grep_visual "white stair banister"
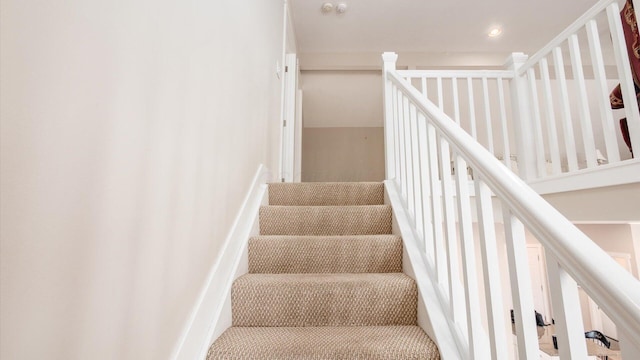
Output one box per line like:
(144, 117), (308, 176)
(382, 51), (640, 358)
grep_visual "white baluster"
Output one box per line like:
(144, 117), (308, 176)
(467, 77), (478, 140)
(452, 154), (471, 348)
(503, 207), (539, 360)
(475, 180), (508, 359)
(403, 95), (414, 214)
(452, 77), (461, 125)
(456, 176), (489, 359)
(568, 34), (597, 168)
(539, 58), (562, 175)
(497, 78), (512, 170)
(552, 47), (579, 172)
(410, 103), (422, 231)
(418, 112), (433, 255)
(545, 251), (588, 360)
(439, 136), (459, 327)
(398, 92), (407, 197)
(482, 77), (495, 154)
(422, 76), (428, 100)
(586, 19), (621, 163)
(527, 68), (547, 178)
(437, 77), (444, 111)
(426, 122), (448, 291)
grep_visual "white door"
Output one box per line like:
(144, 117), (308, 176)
(281, 53), (297, 182)
(527, 245), (551, 322)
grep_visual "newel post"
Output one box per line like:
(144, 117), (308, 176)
(382, 52), (398, 180)
(505, 52), (536, 181)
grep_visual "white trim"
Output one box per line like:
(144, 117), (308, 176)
(385, 180), (465, 360)
(282, 53), (298, 182)
(573, 221), (638, 225)
(528, 159), (640, 194)
(170, 165), (270, 360)
(294, 88), (303, 182)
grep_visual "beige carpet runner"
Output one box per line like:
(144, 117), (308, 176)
(207, 182), (440, 359)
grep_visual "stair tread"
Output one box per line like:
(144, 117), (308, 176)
(269, 182), (384, 206)
(249, 235), (402, 273)
(208, 326), (440, 360)
(259, 205), (392, 236)
(232, 273), (416, 327)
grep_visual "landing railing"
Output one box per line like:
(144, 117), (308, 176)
(383, 52), (640, 359)
(396, 0), (640, 192)
(397, 71), (517, 172)
(516, 0), (639, 184)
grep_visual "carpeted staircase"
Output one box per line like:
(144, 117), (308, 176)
(207, 182), (440, 359)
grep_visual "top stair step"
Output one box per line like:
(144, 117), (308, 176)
(269, 182), (384, 206)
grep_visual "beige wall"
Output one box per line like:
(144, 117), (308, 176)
(0, 1), (284, 359)
(542, 183), (640, 222)
(302, 127), (385, 182)
(301, 70), (385, 181)
(576, 224), (639, 279)
(301, 70), (383, 128)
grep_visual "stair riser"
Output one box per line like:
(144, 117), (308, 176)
(268, 182), (384, 206)
(259, 205), (392, 236)
(232, 274), (417, 327)
(249, 236), (402, 273)
(208, 326), (440, 360)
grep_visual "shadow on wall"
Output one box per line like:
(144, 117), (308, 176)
(302, 127), (385, 182)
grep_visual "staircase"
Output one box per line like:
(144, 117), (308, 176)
(207, 182), (440, 359)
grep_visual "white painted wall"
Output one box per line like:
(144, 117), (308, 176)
(0, 1), (285, 359)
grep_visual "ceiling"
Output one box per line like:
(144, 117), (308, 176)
(290, 0), (608, 56)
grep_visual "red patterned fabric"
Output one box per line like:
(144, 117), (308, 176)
(610, 0), (638, 156)
(610, 0), (640, 109)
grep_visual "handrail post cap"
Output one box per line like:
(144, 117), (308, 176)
(504, 52), (529, 68)
(382, 52), (398, 63)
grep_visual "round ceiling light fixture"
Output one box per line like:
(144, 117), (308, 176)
(321, 3), (334, 13)
(336, 3), (348, 14)
(488, 26), (503, 38)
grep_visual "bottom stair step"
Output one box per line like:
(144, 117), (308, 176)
(207, 326), (440, 360)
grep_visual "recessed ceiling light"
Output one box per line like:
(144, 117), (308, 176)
(321, 3), (334, 13)
(488, 27), (503, 38)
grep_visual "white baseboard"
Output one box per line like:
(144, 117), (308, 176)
(170, 164), (270, 360)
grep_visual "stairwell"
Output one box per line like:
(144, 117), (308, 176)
(207, 182), (440, 359)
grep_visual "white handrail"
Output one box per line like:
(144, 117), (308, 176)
(517, 0), (616, 75)
(397, 70), (514, 79)
(384, 62), (640, 357)
(397, 0), (640, 190)
(516, 0), (640, 169)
